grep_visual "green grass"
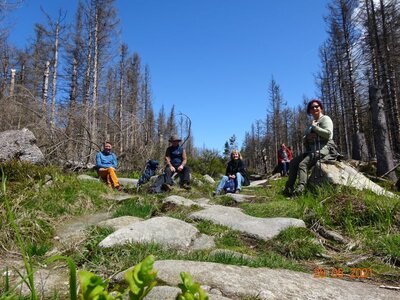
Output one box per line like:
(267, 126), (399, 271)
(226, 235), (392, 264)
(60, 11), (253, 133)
(240, 200), (302, 218)
(369, 234), (400, 259)
(271, 227), (324, 259)
(196, 220), (229, 235)
(113, 198), (157, 218)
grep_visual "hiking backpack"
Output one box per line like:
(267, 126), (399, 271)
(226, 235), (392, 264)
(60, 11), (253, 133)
(223, 179), (236, 193)
(148, 174), (167, 193)
(138, 160), (159, 186)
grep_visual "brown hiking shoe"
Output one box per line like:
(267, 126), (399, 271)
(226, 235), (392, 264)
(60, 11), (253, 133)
(115, 185), (124, 192)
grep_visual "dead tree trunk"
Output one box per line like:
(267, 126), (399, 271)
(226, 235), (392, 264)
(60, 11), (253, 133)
(9, 68), (16, 97)
(369, 86), (397, 181)
(50, 22), (60, 128)
(41, 60), (50, 116)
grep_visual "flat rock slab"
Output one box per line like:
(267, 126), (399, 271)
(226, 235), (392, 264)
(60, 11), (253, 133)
(163, 195), (211, 208)
(55, 212), (111, 244)
(226, 193), (256, 203)
(118, 177), (138, 187)
(101, 193), (134, 202)
(77, 175), (138, 187)
(248, 179), (269, 187)
(162, 195), (198, 207)
(193, 197), (212, 207)
(190, 205), (305, 240)
(99, 216), (215, 250)
(145, 286), (231, 300)
(154, 260), (399, 300)
(97, 216), (143, 230)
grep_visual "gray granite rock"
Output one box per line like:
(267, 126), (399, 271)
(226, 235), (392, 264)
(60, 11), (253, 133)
(153, 260), (399, 300)
(77, 175), (138, 188)
(226, 193), (256, 203)
(118, 177), (138, 187)
(101, 193), (134, 202)
(190, 205), (305, 240)
(248, 179), (269, 187)
(55, 212), (111, 245)
(0, 128), (44, 163)
(97, 216), (143, 230)
(162, 195), (198, 207)
(99, 216), (215, 250)
(315, 161), (397, 198)
(203, 174), (216, 184)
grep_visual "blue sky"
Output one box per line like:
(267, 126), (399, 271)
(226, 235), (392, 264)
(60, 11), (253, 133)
(7, 0), (330, 153)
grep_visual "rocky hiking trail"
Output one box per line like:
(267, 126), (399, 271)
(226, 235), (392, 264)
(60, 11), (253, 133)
(2, 175), (400, 300)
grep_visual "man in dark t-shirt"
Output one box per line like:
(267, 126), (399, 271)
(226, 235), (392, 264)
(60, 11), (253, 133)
(164, 134), (191, 189)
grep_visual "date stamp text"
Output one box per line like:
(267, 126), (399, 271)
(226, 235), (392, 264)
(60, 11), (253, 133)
(313, 267), (373, 279)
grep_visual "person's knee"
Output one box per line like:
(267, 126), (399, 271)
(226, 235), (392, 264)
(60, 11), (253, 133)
(299, 157), (309, 170)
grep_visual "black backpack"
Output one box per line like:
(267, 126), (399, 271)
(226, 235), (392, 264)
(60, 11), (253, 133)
(138, 160), (159, 185)
(148, 174), (168, 194)
(137, 160), (159, 192)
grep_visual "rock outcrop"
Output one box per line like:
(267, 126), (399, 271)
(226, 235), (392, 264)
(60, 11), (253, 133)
(99, 216), (215, 250)
(190, 205), (306, 241)
(312, 160), (397, 198)
(0, 128), (44, 164)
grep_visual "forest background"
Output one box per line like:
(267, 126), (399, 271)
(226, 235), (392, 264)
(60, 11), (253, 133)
(0, 0), (399, 182)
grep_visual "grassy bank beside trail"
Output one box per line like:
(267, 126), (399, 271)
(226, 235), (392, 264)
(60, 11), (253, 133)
(1, 161), (400, 298)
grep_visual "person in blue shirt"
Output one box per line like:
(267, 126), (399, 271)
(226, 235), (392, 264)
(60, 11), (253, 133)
(164, 134), (191, 189)
(95, 142), (122, 191)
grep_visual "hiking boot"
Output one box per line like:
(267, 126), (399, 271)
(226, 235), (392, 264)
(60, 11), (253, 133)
(235, 189), (241, 194)
(182, 183), (191, 190)
(292, 185), (305, 197)
(282, 187), (293, 197)
(162, 183), (173, 192)
(114, 185), (124, 192)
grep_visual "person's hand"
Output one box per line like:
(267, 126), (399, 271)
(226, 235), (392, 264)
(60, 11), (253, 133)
(169, 165), (176, 173)
(229, 175), (236, 179)
(312, 120), (319, 127)
(178, 165), (184, 171)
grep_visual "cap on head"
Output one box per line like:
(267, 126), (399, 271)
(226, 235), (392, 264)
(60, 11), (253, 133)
(169, 134), (182, 142)
(307, 99), (324, 115)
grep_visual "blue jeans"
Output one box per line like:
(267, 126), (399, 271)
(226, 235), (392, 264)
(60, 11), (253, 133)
(280, 161), (289, 175)
(215, 172), (244, 193)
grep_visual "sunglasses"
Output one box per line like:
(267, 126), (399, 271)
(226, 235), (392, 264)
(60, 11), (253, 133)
(311, 105), (320, 109)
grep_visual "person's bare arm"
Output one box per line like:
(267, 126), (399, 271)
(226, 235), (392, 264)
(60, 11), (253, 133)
(178, 150), (187, 171)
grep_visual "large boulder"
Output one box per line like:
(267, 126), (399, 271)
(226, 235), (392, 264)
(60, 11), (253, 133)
(310, 160), (397, 198)
(0, 128), (44, 164)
